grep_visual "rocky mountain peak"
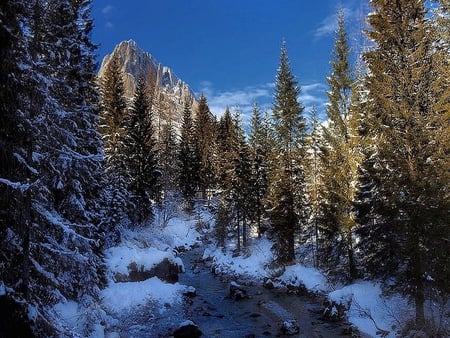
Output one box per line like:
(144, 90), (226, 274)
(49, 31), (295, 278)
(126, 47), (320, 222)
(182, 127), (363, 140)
(98, 39), (197, 131)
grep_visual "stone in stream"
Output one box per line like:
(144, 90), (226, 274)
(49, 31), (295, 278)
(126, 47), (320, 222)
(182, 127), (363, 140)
(229, 281), (249, 300)
(114, 258), (182, 283)
(172, 320), (202, 338)
(281, 319), (300, 335)
(183, 286), (197, 297)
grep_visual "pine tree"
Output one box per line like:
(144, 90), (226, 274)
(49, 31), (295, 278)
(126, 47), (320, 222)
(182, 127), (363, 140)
(216, 107), (238, 194)
(304, 106), (323, 267)
(357, 0), (450, 327)
(318, 11), (360, 282)
(123, 76), (158, 223)
(194, 94), (217, 198)
(1, 1), (106, 335)
(98, 54), (130, 233)
(230, 109), (253, 252)
(269, 41), (307, 264)
(248, 103), (270, 238)
(177, 98), (200, 210)
(0, 0), (37, 320)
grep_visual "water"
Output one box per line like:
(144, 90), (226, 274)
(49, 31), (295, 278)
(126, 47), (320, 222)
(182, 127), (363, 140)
(175, 247), (358, 338)
(106, 246), (361, 337)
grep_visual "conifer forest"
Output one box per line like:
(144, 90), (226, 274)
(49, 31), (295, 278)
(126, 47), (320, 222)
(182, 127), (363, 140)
(0, 0), (449, 337)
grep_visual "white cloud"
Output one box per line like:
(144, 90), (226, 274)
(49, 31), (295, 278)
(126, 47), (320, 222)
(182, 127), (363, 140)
(105, 22), (114, 29)
(300, 83), (327, 108)
(314, 7), (355, 39)
(197, 82), (274, 126)
(197, 81), (327, 129)
(102, 5), (114, 15)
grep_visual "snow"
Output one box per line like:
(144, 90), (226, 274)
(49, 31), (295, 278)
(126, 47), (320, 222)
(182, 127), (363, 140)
(204, 232), (410, 337)
(53, 301), (79, 330)
(105, 246), (182, 277)
(100, 277), (187, 313)
(203, 237), (274, 280)
(278, 264), (327, 292)
(328, 281), (410, 338)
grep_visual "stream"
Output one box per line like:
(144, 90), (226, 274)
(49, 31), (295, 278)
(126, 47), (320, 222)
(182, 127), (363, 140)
(105, 241), (366, 337)
(118, 245), (361, 338)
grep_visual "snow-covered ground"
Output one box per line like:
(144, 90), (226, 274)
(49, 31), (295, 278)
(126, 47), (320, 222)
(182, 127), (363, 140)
(203, 233), (413, 338)
(53, 208), (203, 338)
(52, 203), (421, 338)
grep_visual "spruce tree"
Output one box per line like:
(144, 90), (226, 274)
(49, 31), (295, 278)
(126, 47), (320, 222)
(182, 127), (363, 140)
(230, 109), (253, 252)
(318, 11), (360, 282)
(123, 76), (158, 223)
(357, 0), (450, 327)
(216, 107), (239, 194)
(194, 94), (217, 198)
(304, 106), (323, 267)
(177, 98), (200, 210)
(248, 103), (270, 238)
(1, 1), (106, 335)
(98, 54), (130, 233)
(269, 41), (307, 264)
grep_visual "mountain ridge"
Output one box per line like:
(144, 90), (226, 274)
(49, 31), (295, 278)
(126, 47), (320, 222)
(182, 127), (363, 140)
(98, 39), (198, 131)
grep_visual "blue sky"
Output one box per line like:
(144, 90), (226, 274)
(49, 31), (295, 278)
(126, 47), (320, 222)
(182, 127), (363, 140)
(92, 0), (368, 121)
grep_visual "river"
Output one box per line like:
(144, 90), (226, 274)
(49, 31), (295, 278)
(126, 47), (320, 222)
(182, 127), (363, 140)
(108, 246), (363, 337)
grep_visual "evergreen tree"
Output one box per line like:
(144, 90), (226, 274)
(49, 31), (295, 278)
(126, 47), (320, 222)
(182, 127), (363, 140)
(229, 109), (253, 252)
(0, 0), (37, 322)
(1, 1), (106, 335)
(159, 120), (178, 195)
(177, 98), (200, 210)
(304, 106), (323, 267)
(248, 103), (270, 238)
(123, 76), (158, 223)
(216, 107), (238, 194)
(318, 11), (360, 282)
(269, 41), (307, 264)
(357, 0), (450, 327)
(194, 94), (217, 198)
(98, 54), (130, 234)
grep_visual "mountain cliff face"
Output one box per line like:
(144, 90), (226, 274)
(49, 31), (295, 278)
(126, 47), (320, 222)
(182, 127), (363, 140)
(98, 39), (197, 131)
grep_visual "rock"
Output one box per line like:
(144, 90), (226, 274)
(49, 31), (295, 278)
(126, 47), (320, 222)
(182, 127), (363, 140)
(114, 258), (182, 283)
(229, 281), (249, 300)
(281, 319), (300, 335)
(173, 320), (202, 338)
(322, 299), (349, 322)
(263, 278), (275, 289)
(183, 286), (197, 298)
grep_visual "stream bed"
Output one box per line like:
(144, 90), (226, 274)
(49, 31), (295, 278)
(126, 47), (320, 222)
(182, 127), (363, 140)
(107, 246), (364, 337)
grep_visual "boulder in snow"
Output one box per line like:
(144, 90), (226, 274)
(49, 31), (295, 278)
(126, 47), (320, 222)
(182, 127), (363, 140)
(229, 281), (249, 300)
(322, 299), (349, 322)
(173, 320), (202, 338)
(183, 286), (197, 298)
(281, 319), (300, 335)
(114, 258), (182, 283)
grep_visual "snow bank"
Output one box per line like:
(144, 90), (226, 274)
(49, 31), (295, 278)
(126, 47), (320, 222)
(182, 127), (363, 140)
(105, 246), (183, 276)
(204, 238), (274, 280)
(101, 277), (186, 313)
(278, 265), (327, 292)
(329, 281), (410, 337)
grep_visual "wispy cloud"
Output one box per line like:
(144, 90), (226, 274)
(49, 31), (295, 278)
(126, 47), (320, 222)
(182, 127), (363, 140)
(300, 83), (327, 109)
(314, 7), (354, 39)
(197, 81), (327, 128)
(105, 22), (114, 29)
(197, 82), (274, 126)
(102, 5), (114, 15)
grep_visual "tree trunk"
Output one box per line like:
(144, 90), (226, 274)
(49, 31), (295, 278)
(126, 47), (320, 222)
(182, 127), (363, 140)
(415, 288), (425, 327)
(346, 231), (357, 282)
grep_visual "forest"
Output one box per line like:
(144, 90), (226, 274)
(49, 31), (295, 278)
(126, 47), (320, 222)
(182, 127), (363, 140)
(0, 0), (449, 337)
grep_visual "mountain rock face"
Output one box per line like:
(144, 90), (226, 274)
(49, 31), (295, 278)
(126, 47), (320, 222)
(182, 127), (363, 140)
(98, 39), (197, 131)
